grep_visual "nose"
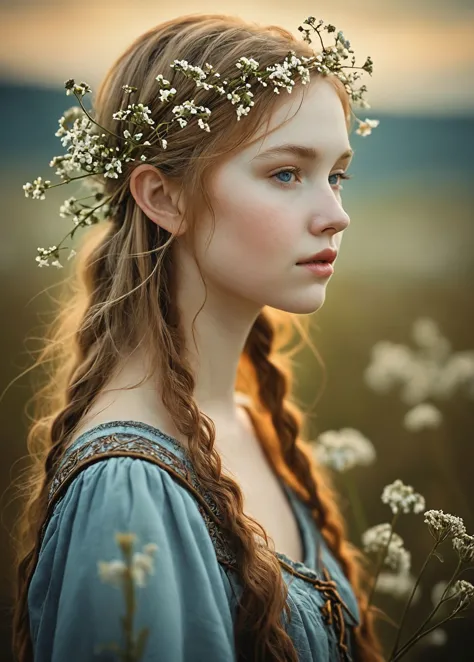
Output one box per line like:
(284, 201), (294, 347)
(309, 193), (351, 235)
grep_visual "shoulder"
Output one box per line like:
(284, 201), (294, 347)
(29, 423), (239, 662)
(42, 421), (238, 571)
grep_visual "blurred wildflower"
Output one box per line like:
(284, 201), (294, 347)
(312, 427), (376, 472)
(452, 533), (474, 564)
(364, 317), (474, 404)
(376, 571), (421, 603)
(453, 579), (474, 610)
(96, 532), (158, 662)
(412, 318), (451, 361)
(422, 628), (447, 647)
(431, 580), (457, 606)
(381, 479), (425, 515)
(362, 524), (411, 573)
(403, 402), (442, 431)
(424, 510), (466, 543)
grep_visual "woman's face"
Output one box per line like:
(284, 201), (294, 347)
(187, 76), (353, 315)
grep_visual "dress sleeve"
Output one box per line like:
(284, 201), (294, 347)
(28, 456), (237, 662)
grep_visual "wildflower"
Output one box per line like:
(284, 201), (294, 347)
(355, 118), (379, 137)
(403, 403), (443, 432)
(23, 177), (51, 200)
(381, 479), (425, 515)
(452, 533), (474, 564)
(97, 559), (127, 587)
(376, 571), (421, 602)
(98, 534), (159, 590)
(362, 524), (411, 573)
(423, 629), (448, 647)
(436, 352), (474, 399)
(431, 580), (457, 606)
(424, 510), (466, 543)
(364, 342), (416, 393)
(412, 318), (451, 361)
(453, 579), (474, 610)
(313, 427), (376, 472)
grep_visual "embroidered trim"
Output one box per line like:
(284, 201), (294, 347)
(42, 427), (356, 661)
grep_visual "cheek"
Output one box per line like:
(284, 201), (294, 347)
(210, 175), (296, 264)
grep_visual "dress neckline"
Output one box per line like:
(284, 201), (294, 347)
(64, 418), (320, 578)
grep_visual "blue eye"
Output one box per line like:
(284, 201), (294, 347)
(272, 167), (353, 190)
(275, 170), (295, 183)
(272, 167), (302, 185)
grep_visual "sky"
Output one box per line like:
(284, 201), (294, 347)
(0, 0), (473, 115)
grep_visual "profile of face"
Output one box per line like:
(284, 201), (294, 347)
(191, 76), (352, 316)
(132, 76), (353, 318)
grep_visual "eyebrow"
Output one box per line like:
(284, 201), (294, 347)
(253, 143), (354, 163)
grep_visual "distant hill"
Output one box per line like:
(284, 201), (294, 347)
(1, 80), (473, 185)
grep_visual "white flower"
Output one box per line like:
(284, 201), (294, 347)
(364, 342), (417, 393)
(159, 88), (177, 103)
(412, 318), (451, 360)
(355, 118), (379, 137)
(381, 479), (425, 515)
(431, 580), (458, 606)
(453, 579), (474, 609)
(436, 352), (474, 399)
(423, 629), (448, 647)
(403, 403), (443, 432)
(362, 524), (411, 573)
(23, 177), (51, 200)
(313, 427), (376, 472)
(453, 533), (474, 564)
(98, 536), (159, 589)
(97, 559), (127, 587)
(376, 571), (421, 602)
(424, 510), (466, 542)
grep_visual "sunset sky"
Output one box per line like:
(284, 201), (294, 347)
(0, 0), (473, 115)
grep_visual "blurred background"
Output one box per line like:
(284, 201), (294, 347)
(0, 0), (473, 660)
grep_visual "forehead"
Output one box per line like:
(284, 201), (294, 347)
(243, 77), (350, 162)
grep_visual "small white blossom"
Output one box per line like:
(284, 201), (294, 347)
(412, 318), (451, 360)
(313, 427), (376, 472)
(452, 533), (474, 563)
(362, 523), (411, 573)
(403, 403), (443, 432)
(453, 579), (474, 609)
(355, 118), (379, 137)
(431, 580), (458, 606)
(23, 177), (51, 200)
(381, 479), (425, 515)
(423, 629), (448, 647)
(98, 536), (159, 589)
(424, 510), (466, 543)
(376, 571), (421, 602)
(97, 559), (127, 587)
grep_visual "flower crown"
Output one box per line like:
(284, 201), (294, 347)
(23, 16), (379, 268)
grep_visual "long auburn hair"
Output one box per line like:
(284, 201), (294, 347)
(11, 13), (384, 662)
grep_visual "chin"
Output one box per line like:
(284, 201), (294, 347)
(271, 289), (327, 315)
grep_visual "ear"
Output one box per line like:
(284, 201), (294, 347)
(129, 164), (187, 236)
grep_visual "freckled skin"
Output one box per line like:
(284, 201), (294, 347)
(181, 76), (351, 316)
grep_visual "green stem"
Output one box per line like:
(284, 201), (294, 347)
(388, 541), (441, 659)
(390, 605), (462, 662)
(342, 471), (368, 541)
(392, 558), (462, 660)
(366, 513), (400, 608)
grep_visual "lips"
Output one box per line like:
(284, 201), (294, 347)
(297, 248), (337, 265)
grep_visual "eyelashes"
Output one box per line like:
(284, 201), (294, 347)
(272, 166), (354, 191)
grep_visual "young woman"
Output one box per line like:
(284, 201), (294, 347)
(12, 13), (383, 662)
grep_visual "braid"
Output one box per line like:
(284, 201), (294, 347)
(242, 310), (384, 662)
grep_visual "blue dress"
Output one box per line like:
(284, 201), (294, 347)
(28, 420), (360, 661)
